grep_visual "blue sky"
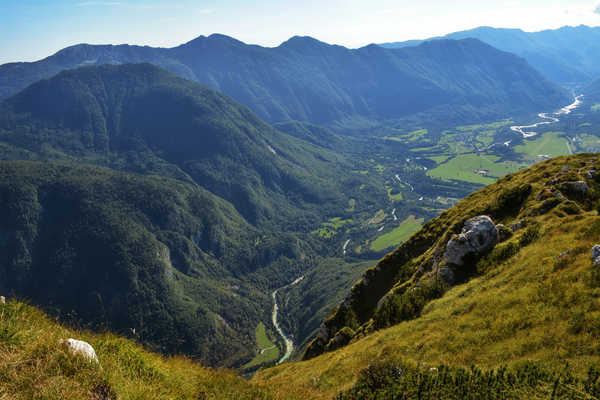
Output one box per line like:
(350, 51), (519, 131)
(2, 0), (600, 64)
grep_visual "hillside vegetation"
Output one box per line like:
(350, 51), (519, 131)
(254, 154), (600, 398)
(0, 63), (350, 228)
(0, 299), (270, 399)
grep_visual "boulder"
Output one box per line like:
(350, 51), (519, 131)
(60, 338), (99, 363)
(0, 296), (5, 304)
(557, 250), (571, 260)
(444, 216), (498, 267)
(592, 245), (600, 266)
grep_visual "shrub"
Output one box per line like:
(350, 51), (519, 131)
(337, 359), (600, 400)
(491, 184), (532, 218)
(374, 279), (447, 329)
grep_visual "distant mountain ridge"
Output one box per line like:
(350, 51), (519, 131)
(380, 25), (600, 84)
(0, 34), (568, 125)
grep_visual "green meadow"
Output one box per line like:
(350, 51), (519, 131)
(427, 154), (525, 184)
(370, 215), (424, 251)
(243, 323), (280, 369)
(514, 131), (571, 159)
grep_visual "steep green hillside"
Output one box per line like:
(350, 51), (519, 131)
(381, 25), (600, 84)
(254, 154), (600, 398)
(0, 36), (568, 125)
(0, 63), (348, 228)
(0, 160), (309, 367)
(0, 299), (270, 399)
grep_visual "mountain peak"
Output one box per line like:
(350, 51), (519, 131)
(278, 35), (330, 49)
(178, 33), (246, 49)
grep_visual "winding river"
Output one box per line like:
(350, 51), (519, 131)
(271, 276), (304, 364)
(510, 95), (583, 138)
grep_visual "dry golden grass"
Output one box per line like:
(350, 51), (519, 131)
(0, 300), (270, 399)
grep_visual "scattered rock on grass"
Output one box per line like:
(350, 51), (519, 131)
(60, 338), (99, 363)
(593, 245), (600, 266)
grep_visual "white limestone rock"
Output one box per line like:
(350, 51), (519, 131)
(444, 216), (498, 267)
(60, 338), (99, 363)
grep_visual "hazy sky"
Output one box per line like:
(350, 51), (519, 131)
(2, 0), (600, 64)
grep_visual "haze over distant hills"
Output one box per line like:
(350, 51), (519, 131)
(0, 34), (568, 126)
(380, 25), (600, 84)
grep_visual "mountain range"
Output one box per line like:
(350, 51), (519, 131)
(380, 25), (600, 84)
(0, 35), (568, 126)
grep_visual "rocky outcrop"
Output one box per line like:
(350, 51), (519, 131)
(325, 327), (355, 353)
(438, 216), (498, 284)
(444, 216), (498, 267)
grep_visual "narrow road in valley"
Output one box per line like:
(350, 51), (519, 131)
(395, 175), (414, 192)
(272, 276), (304, 364)
(343, 239), (350, 255)
(510, 95), (583, 138)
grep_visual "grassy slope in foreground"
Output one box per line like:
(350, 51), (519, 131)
(0, 300), (269, 400)
(254, 154), (600, 399)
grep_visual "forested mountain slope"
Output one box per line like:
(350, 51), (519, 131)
(0, 63), (348, 228)
(0, 160), (313, 367)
